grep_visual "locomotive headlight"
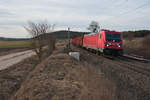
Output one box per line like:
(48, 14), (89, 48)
(117, 43), (122, 47)
(106, 42), (112, 47)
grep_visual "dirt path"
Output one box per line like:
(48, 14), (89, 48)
(0, 50), (35, 70)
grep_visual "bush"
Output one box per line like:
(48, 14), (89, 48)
(142, 35), (150, 48)
(122, 30), (150, 39)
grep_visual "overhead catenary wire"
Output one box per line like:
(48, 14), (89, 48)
(111, 1), (150, 20)
(100, 1), (150, 29)
(118, 1), (150, 17)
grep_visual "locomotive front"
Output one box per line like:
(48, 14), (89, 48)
(103, 31), (123, 56)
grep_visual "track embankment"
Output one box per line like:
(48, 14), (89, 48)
(11, 45), (118, 100)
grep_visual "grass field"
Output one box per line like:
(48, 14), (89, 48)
(0, 40), (31, 49)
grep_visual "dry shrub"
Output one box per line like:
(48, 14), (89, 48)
(24, 20), (56, 61)
(77, 64), (117, 100)
(142, 35), (150, 48)
(45, 35), (56, 56)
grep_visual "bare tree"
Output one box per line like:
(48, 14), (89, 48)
(24, 20), (55, 61)
(88, 21), (100, 33)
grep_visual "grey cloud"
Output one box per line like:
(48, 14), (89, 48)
(0, 9), (15, 17)
(0, 0), (150, 38)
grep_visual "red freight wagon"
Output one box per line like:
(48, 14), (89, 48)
(83, 33), (99, 49)
(83, 30), (123, 55)
(72, 36), (83, 47)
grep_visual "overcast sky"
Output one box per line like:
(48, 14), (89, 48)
(0, 0), (150, 38)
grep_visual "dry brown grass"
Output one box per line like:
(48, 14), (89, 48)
(74, 63), (117, 100)
(123, 38), (144, 49)
(11, 44), (117, 100)
(124, 35), (150, 50)
(142, 35), (150, 48)
(124, 36), (150, 59)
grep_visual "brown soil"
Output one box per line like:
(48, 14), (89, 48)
(0, 55), (39, 100)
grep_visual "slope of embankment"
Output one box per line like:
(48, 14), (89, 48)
(11, 42), (117, 100)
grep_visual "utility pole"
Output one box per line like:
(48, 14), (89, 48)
(67, 27), (70, 49)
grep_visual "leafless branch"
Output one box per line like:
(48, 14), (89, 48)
(24, 20), (56, 61)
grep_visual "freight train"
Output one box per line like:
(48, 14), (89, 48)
(72, 30), (123, 56)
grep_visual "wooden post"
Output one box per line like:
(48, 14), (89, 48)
(68, 27), (70, 49)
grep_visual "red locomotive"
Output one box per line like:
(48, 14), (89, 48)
(72, 30), (123, 55)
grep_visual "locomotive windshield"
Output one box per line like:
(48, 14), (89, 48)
(106, 33), (121, 42)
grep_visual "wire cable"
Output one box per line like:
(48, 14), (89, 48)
(107, 1), (150, 21)
(119, 1), (150, 16)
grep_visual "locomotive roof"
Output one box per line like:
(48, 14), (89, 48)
(101, 30), (121, 34)
(84, 30), (121, 36)
(84, 32), (98, 36)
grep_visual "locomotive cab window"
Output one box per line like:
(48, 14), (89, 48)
(106, 33), (121, 42)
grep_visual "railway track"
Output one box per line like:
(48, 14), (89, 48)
(121, 54), (150, 63)
(100, 54), (150, 77)
(90, 50), (150, 77)
(74, 46), (150, 77)
(112, 56), (150, 77)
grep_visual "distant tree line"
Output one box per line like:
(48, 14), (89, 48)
(0, 37), (30, 41)
(122, 30), (150, 39)
(49, 30), (150, 39)
(48, 31), (90, 39)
